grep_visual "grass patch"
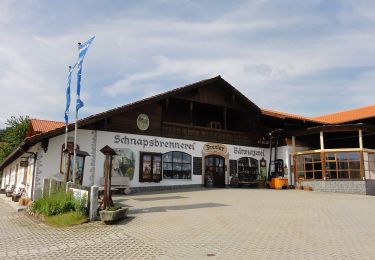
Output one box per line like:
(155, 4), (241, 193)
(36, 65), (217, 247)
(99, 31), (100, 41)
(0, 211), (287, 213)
(46, 211), (88, 227)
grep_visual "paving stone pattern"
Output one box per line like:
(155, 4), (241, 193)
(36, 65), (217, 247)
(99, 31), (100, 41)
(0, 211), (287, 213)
(2, 188), (375, 259)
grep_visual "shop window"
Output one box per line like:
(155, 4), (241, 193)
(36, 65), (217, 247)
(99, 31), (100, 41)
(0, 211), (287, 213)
(163, 151), (192, 179)
(139, 152), (162, 182)
(237, 157), (259, 182)
(296, 152), (362, 180)
(325, 152), (361, 180)
(295, 153), (323, 180)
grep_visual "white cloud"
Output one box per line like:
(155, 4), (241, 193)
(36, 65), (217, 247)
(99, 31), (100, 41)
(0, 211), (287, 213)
(1, 0), (375, 128)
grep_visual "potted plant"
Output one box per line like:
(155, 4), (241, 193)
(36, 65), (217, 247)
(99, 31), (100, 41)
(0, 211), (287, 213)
(99, 206), (128, 224)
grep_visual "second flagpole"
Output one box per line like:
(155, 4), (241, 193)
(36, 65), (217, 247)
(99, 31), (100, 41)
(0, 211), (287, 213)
(72, 42), (81, 184)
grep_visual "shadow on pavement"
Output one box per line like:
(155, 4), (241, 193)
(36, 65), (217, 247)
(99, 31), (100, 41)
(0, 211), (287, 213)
(129, 202), (229, 215)
(131, 195), (188, 202)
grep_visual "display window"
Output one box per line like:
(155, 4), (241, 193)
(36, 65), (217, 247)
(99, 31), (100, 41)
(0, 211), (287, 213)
(295, 152), (362, 180)
(163, 151), (192, 179)
(237, 157), (259, 182)
(139, 152), (162, 182)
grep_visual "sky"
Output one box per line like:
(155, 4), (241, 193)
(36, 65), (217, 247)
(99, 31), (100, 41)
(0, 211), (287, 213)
(1, 0), (375, 128)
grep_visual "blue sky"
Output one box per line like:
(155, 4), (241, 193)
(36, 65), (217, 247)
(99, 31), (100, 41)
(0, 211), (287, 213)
(1, 0), (375, 128)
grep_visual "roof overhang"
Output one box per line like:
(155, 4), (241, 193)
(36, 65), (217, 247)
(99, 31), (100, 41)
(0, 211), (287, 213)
(290, 123), (375, 137)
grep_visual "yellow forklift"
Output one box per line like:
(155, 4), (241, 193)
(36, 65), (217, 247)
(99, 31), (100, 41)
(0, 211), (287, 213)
(267, 129), (288, 189)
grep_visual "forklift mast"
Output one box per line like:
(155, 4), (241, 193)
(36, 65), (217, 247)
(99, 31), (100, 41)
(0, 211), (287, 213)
(267, 129), (284, 180)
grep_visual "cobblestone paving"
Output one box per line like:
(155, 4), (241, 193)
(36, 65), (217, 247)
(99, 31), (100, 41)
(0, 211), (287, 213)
(2, 189), (375, 259)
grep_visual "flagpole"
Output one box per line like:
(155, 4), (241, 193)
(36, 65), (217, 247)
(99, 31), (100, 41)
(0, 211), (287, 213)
(64, 65), (71, 182)
(72, 43), (81, 185)
(64, 123), (69, 182)
(72, 108), (78, 184)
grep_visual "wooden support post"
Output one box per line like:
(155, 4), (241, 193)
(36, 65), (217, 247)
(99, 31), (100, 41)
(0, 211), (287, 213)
(359, 129), (363, 149)
(320, 131), (324, 150)
(359, 129), (365, 179)
(100, 146), (117, 209)
(360, 151), (365, 180)
(103, 154), (113, 208)
(292, 136), (296, 184)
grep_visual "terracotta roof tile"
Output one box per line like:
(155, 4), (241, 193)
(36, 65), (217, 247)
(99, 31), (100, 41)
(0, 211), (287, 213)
(27, 119), (65, 137)
(261, 108), (325, 123)
(312, 105), (375, 124)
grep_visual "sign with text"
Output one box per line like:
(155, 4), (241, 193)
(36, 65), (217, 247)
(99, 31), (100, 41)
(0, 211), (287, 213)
(203, 143), (228, 155)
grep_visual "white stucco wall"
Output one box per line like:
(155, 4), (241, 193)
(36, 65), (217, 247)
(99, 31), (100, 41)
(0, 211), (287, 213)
(0, 144), (39, 197)
(5, 129), (316, 196)
(95, 131), (270, 188)
(38, 129), (95, 189)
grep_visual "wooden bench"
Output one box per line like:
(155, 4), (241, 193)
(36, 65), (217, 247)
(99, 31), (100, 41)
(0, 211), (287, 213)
(99, 176), (131, 195)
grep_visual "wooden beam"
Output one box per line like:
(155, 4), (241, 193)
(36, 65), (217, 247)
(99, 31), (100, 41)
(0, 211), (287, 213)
(359, 129), (363, 149)
(320, 131), (324, 150)
(291, 123), (375, 137)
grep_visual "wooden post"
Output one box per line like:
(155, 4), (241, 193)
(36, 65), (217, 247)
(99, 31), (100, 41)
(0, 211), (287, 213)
(320, 131), (324, 150)
(359, 129), (363, 149)
(100, 145), (117, 209)
(292, 136), (296, 184)
(321, 151), (326, 180)
(293, 155), (297, 185)
(359, 129), (365, 180)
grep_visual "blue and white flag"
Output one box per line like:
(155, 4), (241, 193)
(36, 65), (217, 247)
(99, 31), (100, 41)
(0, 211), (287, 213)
(76, 36), (95, 112)
(64, 64), (77, 124)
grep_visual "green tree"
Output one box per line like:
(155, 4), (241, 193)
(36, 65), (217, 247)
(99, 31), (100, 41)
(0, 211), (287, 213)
(0, 116), (30, 163)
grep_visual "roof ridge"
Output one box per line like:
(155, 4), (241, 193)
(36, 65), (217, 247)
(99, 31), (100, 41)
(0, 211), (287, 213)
(31, 118), (65, 124)
(261, 108), (326, 123)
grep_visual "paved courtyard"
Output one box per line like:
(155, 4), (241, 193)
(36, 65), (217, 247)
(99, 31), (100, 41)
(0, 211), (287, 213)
(1, 188), (375, 259)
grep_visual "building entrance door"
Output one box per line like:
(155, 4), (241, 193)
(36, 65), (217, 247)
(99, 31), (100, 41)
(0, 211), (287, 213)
(204, 156), (225, 188)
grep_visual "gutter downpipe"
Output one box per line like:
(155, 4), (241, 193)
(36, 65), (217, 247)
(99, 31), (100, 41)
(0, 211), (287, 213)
(19, 147), (37, 201)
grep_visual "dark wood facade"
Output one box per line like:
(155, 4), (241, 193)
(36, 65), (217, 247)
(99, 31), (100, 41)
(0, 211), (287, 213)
(82, 78), (279, 147)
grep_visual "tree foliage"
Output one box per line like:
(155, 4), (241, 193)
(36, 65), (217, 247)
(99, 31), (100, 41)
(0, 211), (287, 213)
(0, 116), (30, 163)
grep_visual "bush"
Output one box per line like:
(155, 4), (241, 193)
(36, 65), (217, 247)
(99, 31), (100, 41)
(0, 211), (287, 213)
(73, 194), (88, 216)
(31, 191), (76, 216)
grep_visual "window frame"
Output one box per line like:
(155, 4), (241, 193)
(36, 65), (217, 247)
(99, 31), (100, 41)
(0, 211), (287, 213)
(162, 151), (192, 180)
(139, 152), (163, 182)
(295, 151), (362, 181)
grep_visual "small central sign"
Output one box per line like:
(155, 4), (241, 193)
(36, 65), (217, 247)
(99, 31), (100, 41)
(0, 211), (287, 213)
(137, 114), (149, 131)
(203, 143), (228, 155)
